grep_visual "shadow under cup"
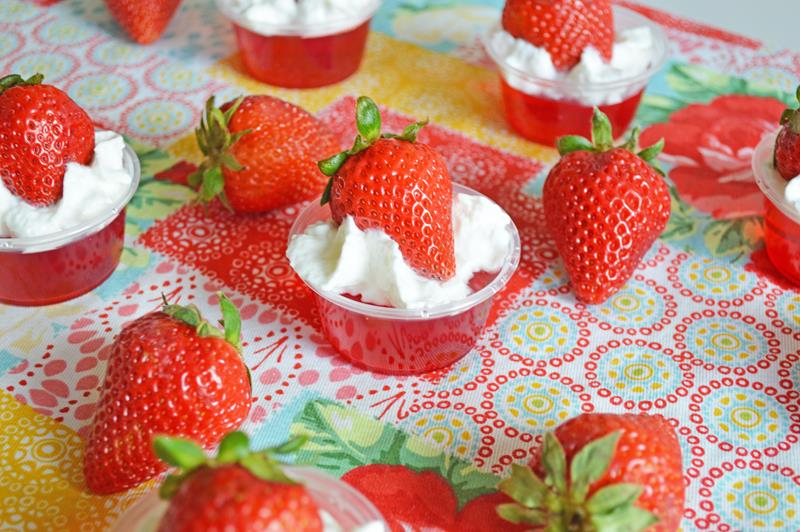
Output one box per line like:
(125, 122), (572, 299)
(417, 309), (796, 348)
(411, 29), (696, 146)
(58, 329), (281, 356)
(289, 183), (521, 376)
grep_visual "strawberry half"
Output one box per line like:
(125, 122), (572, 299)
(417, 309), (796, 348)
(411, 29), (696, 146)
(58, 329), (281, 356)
(543, 109), (670, 304)
(83, 294), (251, 495)
(774, 85), (800, 180)
(191, 95), (340, 213)
(498, 413), (684, 532)
(502, 0), (614, 71)
(104, 0), (181, 45)
(318, 97), (456, 281)
(0, 73), (94, 206)
(154, 432), (322, 531)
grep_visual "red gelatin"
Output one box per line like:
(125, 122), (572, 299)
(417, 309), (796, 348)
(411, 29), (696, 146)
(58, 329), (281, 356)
(288, 183), (520, 375)
(763, 200), (800, 284)
(0, 212), (126, 306)
(232, 21), (371, 88)
(752, 133), (800, 286)
(500, 79), (644, 146)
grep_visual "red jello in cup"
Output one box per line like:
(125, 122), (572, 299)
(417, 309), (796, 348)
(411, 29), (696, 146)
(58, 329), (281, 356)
(752, 133), (800, 285)
(215, 0), (382, 88)
(484, 6), (667, 146)
(0, 145), (140, 306)
(112, 466), (388, 531)
(288, 183), (521, 376)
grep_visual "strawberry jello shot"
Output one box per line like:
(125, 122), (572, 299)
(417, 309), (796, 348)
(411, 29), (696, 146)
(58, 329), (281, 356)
(753, 132), (800, 285)
(287, 98), (520, 375)
(0, 74), (140, 306)
(215, 0), (382, 88)
(484, 1), (667, 146)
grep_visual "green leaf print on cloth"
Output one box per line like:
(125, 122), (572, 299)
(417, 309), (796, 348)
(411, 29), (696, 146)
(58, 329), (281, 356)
(289, 399), (498, 507)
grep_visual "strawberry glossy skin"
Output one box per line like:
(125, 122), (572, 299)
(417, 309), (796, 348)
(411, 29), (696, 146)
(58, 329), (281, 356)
(502, 0), (614, 71)
(456, 492), (528, 532)
(342, 464), (457, 531)
(543, 148), (670, 304)
(0, 84), (94, 206)
(329, 138), (456, 280)
(529, 413), (684, 532)
(775, 127), (800, 180)
(83, 312), (251, 494)
(158, 464), (322, 532)
(104, 0), (181, 45)
(222, 96), (340, 213)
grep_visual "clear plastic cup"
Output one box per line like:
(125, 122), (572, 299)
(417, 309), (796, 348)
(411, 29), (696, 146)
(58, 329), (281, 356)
(112, 466), (388, 531)
(0, 144), (140, 306)
(215, 0), (382, 88)
(288, 183), (521, 375)
(483, 6), (668, 146)
(752, 132), (800, 285)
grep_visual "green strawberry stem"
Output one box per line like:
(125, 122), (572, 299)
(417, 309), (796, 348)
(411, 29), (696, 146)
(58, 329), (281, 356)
(153, 431), (306, 499)
(779, 85), (800, 134)
(189, 96), (251, 209)
(0, 73), (44, 95)
(318, 96), (428, 205)
(557, 108), (665, 175)
(162, 292), (242, 351)
(496, 431), (659, 532)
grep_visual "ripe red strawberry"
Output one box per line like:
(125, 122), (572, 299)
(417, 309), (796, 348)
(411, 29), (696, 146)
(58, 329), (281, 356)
(342, 464), (458, 531)
(774, 85), (800, 180)
(192, 95), (340, 213)
(502, 0), (614, 71)
(154, 432), (322, 532)
(543, 109), (670, 304)
(456, 493), (528, 532)
(319, 97), (456, 280)
(104, 0), (181, 45)
(83, 294), (251, 494)
(0, 73), (94, 206)
(498, 413), (684, 532)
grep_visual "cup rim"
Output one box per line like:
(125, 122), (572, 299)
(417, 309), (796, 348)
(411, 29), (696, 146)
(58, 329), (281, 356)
(112, 465), (388, 532)
(287, 182), (522, 321)
(482, 5), (668, 92)
(752, 131), (800, 223)
(215, 0), (383, 37)
(0, 142), (141, 254)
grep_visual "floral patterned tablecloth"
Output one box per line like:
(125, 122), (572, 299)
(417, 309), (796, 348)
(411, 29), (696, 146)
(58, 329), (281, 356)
(1, 1), (799, 530)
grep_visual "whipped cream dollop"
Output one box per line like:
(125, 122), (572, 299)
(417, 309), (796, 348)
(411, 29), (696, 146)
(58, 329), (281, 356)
(489, 26), (656, 105)
(785, 175), (800, 214)
(225, 0), (377, 35)
(0, 131), (132, 239)
(287, 193), (513, 310)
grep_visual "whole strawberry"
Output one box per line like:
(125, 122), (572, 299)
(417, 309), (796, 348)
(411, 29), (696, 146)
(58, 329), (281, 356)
(154, 432), (322, 532)
(502, 0), (614, 71)
(498, 413), (684, 532)
(774, 85), (800, 180)
(105, 0), (181, 45)
(83, 294), (251, 494)
(0, 73), (94, 206)
(319, 97), (455, 281)
(191, 95), (340, 213)
(543, 109), (669, 304)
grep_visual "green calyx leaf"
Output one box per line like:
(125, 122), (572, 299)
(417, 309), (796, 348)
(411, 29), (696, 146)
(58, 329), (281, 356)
(154, 436), (208, 470)
(554, 108), (666, 175)
(0, 73), (44, 95)
(356, 96), (382, 143)
(154, 431), (306, 500)
(217, 292), (242, 351)
(193, 95), (250, 205)
(591, 108), (614, 151)
(780, 88), (800, 134)
(161, 292), (242, 350)
(316, 96), (430, 203)
(569, 431), (621, 503)
(496, 429), (655, 532)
